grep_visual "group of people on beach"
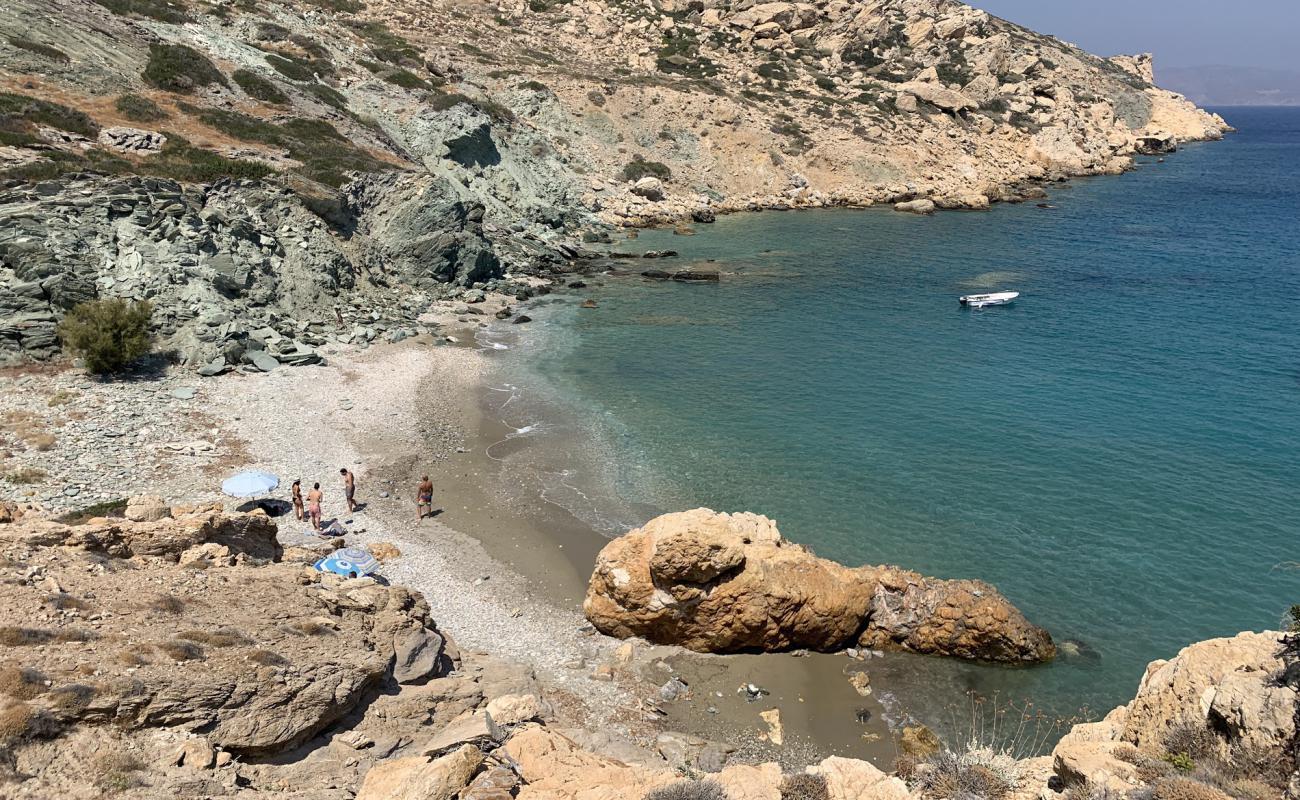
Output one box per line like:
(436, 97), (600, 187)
(290, 469), (438, 530)
(291, 468), (358, 532)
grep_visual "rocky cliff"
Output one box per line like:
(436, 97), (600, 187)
(584, 508), (1056, 662)
(0, 0), (1228, 367)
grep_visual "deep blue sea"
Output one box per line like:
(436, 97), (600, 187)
(490, 107), (1300, 725)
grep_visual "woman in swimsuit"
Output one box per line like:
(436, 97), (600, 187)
(291, 480), (304, 522)
(306, 482), (323, 531)
(416, 475), (433, 521)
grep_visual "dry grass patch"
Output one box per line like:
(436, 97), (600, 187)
(47, 683), (97, 713)
(1, 410), (57, 451)
(147, 594), (186, 614)
(178, 629), (251, 648)
(54, 628), (96, 643)
(4, 466), (46, 484)
(92, 749), (147, 792)
(46, 389), (77, 406)
(0, 665), (46, 700)
(0, 627), (53, 646)
(49, 593), (92, 611)
(248, 649), (288, 666)
(287, 619), (336, 636)
(155, 640), (205, 661)
(116, 650), (150, 667)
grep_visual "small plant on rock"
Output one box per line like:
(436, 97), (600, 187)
(92, 750), (146, 792)
(232, 69), (288, 104)
(147, 594), (186, 614)
(156, 640), (205, 662)
(644, 780), (728, 800)
(620, 155), (671, 183)
(781, 772), (829, 800)
(57, 298), (153, 375)
(0, 665), (47, 700)
(114, 93), (169, 122)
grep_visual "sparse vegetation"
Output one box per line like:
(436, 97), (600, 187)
(5, 467), (48, 484)
(249, 649), (289, 666)
(7, 38), (70, 63)
(55, 497), (128, 524)
(148, 594), (186, 614)
(49, 593), (92, 611)
(178, 629), (252, 648)
(0, 702), (44, 744)
(57, 298), (154, 375)
(233, 70), (288, 104)
(0, 627), (53, 647)
(116, 651), (150, 667)
(304, 0), (364, 11)
(2, 410), (57, 452)
(0, 92), (99, 145)
(186, 105), (390, 186)
(142, 44), (227, 94)
(0, 665), (47, 700)
(780, 772), (829, 800)
(288, 619), (335, 636)
(92, 0), (190, 24)
(156, 640), (205, 661)
(619, 155), (671, 183)
(349, 20), (420, 67)
(381, 69), (431, 90)
(644, 780), (728, 800)
(517, 80), (549, 93)
(93, 750), (147, 792)
(305, 83), (348, 110)
(48, 683), (97, 713)
(114, 94), (169, 122)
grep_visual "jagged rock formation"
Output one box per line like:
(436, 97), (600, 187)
(583, 508), (1055, 662)
(0, 0), (1230, 366)
(0, 173), (501, 366)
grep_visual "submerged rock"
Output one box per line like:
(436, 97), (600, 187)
(583, 508), (1054, 662)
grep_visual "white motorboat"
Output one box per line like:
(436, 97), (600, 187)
(959, 291), (1019, 308)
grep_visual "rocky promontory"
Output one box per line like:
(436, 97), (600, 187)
(584, 508), (1055, 662)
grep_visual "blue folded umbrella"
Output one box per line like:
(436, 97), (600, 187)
(221, 470), (280, 498)
(314, 547), (380, 578)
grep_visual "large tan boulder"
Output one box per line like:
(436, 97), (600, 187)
(355, 744), (483, 800)
(809, 756), (913, 800)
(1122, 631), (1293, 758)
(584, 509), (1054, 662)
(898, 82), (979, 113)
(503, 724), (676, 799)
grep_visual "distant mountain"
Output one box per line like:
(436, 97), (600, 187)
(1159, 65), (1300, 106)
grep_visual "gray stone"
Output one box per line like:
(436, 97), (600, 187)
(249, 351), (280, 372)
(171, 388), (197, 400)
(198, 359), (229, 377)
(392, 626), (448, 684)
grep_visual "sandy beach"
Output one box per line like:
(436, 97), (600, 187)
(0, 301), (911, 769)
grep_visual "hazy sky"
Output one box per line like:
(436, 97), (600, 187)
(965, 1), (1299, 72)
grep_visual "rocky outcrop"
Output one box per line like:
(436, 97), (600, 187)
(0, 503), (456, 761)
(1051, 631), (1296, 793)
(583, 508), (1054, 662)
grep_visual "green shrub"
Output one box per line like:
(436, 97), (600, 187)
(304, 0), (364, 10)
(349, 21), (420, 66)
(983, 97), (1009, 113)
(57, 298), (153, 374)
(265, 53), (334, 82)
(382, 69), (430, 90)
(255, 22), (291, 41)
(935, 62), (972, 86)
(114, 94), (168, 122)
(142, 44), (227, 94)
(7, 38), (70, 63)
(814, 76), (836, 92)
(0, 92), (98, 136)
(232, 70), (288, 104)
(305, 83), (348, 109)
(92, 0), (189, 23)
(619, 155), (670, 183)
(518, 80), (549, 92)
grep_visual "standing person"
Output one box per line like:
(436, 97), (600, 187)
(291, 480), (304, 522)
(416, 475), (433, 521)
(306, 482), (323, 531)
(340, 468), (357, 513)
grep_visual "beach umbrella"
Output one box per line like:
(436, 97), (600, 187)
(314, 547), (380, 579)
(221, 470), (280, 498)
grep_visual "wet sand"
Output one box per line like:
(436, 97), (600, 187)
(390, 325), (905, 768)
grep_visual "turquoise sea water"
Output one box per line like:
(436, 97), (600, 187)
(491, 108), (1300, 725)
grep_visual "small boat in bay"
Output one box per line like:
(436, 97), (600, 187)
(959, 291), (1020, 308)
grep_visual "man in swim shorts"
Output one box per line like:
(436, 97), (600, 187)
(417, 475), (433, 521)
(340, 468), (357, 513)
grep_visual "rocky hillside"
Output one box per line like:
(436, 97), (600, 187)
(1, 501), (1293, 799)
(0, 0), (1229, 367)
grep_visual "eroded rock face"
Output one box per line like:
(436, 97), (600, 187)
(0, 506), (456, 758)
(583, 508), (1054, 662)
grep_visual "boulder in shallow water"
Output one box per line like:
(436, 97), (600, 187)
(583, 508), (1054, 662)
